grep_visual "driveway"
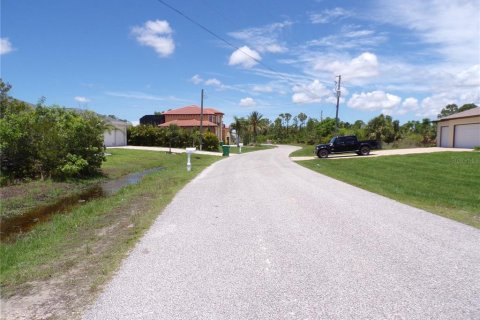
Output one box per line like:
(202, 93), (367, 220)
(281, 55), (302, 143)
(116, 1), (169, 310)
(108, 145), (228, 157)
(84, 145), (480, 319)
(291, 146), (473, 161)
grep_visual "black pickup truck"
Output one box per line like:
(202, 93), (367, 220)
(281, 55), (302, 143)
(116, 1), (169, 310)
(315, 135), (379, 158)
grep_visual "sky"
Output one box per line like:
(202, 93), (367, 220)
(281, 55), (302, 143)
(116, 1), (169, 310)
(1, 0), (479, 125)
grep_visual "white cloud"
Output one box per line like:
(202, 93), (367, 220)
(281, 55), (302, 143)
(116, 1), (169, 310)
(307, 25), (387, 50)
(402, 97), (418, 109)
(205, 78), (225, 90)
(0, 38), (13, 55)
(395, 97), (419, 115)
(105, 91), (189, 103)
(253, 84), (273, 93)
(314, 52), (379, 81)
(228, 46), (261, 69)
(374, 0), (480, 64)
(131, 20), (175, 57)
(416, 91), (480, 118)
(229, 21), (291, 54)
(347, 91), (401, 111)
(292, 80), (331, 104)
(74, 96), (90, 103)
(131, 120), (140, 126)
(190, 74), (203, 85)
(310, 7), (352, 24)
(456, 64), (480, 87)
(239, 97), (257, 107)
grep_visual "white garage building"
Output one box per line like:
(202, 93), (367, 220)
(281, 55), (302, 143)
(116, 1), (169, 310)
(436, 107), (480, 148)
(103, 118), (128, 147)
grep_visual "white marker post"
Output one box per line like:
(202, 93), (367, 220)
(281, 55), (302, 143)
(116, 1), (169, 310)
(239, 143), (243, 154)
(186, 148), (196, 172)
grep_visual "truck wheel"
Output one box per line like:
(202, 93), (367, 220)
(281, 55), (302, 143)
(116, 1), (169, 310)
(360, 146), (370, 156)
(317, 149), (328, 158)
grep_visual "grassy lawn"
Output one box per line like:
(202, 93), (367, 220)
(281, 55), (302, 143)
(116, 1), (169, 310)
(228, 144), (276, 154)
(298, 152), (480, 228)
(0, 149), (219, 316)
(289, 144), (315, 157)
(1, 149), (183, 219)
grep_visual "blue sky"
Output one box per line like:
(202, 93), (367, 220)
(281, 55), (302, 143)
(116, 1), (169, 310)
(1, 0), (479, 125)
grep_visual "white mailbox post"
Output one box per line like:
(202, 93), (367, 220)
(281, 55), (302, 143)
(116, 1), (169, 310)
(185, 148), (196, 172)
(239, 143), (243, 154)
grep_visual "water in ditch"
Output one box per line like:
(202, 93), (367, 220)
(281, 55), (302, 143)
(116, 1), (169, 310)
(0, 167), (164, 241)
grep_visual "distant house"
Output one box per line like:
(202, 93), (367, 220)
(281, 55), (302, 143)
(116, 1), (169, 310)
(159, 105), (226, 142)
(66, 108), (128, 147)
(436, 107), (480, 148)
(223, 125), (231, 145)
(140, 114), (165, 126)
(103, 117), (128, 147)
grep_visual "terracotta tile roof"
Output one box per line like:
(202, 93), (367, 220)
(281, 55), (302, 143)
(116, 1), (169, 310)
(162, 105), (223, 115)
(159, 119), (218, 127)
(438, 107), (480, 121)
(204, 107), (224, 115)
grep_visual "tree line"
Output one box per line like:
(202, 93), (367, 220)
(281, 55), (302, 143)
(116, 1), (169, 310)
(230, 103), (477, 147)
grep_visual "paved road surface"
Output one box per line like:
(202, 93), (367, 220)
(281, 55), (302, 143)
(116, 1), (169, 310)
(84, 145), (480, 320)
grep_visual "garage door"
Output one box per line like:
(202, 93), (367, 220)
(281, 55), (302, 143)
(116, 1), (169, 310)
(454, 124), (480, 148)
(440, 126), (449, 147)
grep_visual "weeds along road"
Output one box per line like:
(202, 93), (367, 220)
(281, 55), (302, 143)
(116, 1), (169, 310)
(84, 145), (480, 320)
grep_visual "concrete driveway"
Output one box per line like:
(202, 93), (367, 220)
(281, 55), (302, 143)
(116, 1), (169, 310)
(291, 146), (473, 161)
(84, 145), (480, 319)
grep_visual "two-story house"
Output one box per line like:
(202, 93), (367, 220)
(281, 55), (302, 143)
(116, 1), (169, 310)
(159, 105), (226, 141)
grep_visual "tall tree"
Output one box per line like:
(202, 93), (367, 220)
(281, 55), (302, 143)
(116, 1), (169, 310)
(366, 114), (396, 143)
(230, 116), (245, 147)
(437, 104), (459, 118)
(458, 103), (478, 113)
(248, 111), (264, 144)
(297, 112), (307, 129)
(284, 113), (292, 134)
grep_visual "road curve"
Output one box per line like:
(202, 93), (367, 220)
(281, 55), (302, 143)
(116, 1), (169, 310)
(84, 145), (480, 320)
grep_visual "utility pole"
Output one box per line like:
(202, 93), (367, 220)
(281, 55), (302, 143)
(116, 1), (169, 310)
(335, 75), (341, 134)
(199, 89), (204, 151)
(320, 110), (323, 123)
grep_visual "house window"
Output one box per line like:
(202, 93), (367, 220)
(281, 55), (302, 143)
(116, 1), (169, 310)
(209, 115), (213, 122)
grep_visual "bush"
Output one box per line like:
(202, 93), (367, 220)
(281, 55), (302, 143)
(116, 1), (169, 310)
(58, 154), (89, 177)
(203, 131), (220, 151)
(0, 81), (106, 182)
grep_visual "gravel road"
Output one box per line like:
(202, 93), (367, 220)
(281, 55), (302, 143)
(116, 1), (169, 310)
(84, 145), (480, 320)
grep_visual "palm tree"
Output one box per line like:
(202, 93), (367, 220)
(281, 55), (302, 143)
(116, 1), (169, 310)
(284, 113), (292, 135)
(248, 111), (264, 144)
(297, 112), (307, 130)
(230, 116), (245, 147)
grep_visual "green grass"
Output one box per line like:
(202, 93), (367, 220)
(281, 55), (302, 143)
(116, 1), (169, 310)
(0, 149), (177, 219)
(289, 144), (316, 157)
(228, 144), (276, 154)
(0, 149), (220, 295)
(298, 152), (480, 228)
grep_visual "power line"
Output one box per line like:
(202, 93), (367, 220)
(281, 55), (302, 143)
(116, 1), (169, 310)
(157, 0), (276, 74)
(156, 0), (340, 110)
(156, 0), (331, 87)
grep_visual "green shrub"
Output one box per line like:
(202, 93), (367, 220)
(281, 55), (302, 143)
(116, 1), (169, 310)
(58, 154), (89, 177)
(0, 80), (106, 182)
(203, 131), (220, 151)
